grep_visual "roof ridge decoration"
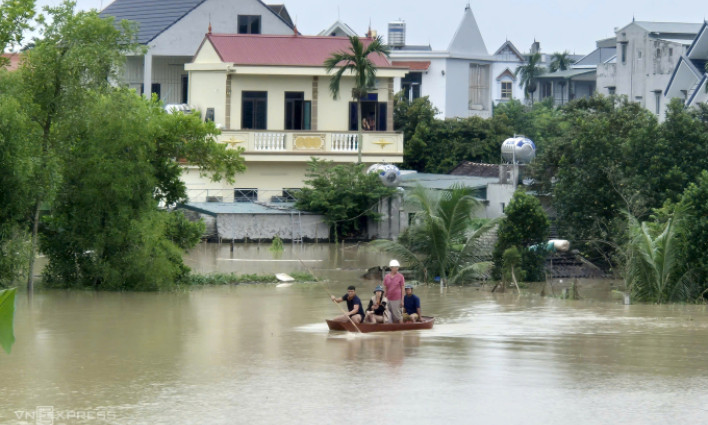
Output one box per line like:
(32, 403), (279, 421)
(447, 4), (488, 57)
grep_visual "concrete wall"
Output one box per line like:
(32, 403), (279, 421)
(217, 213), (329, 240)
(485, 183), (516, 219)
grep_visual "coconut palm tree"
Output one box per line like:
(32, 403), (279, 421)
(324, 35), (389, 163)
(625, 214), (692, 303)
(515, 52), (544, 104)
(549, 51), (574, 72)
(370, 185), (496, 284)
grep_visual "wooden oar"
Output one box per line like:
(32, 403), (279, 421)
(296, 257), (362, 333)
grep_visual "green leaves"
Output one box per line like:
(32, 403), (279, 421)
(0, 287), (17, 354)
(295, 159), (396, 240)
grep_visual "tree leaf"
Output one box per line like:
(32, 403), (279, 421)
(0, 287), (17, 354)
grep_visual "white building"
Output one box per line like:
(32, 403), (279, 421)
(596, 21), (702, 118)
(664, 22), (708, 110)
(389, 4), (495, 119)
(100, 0), (295, 105)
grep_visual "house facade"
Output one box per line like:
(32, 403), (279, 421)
(390, 5), (495, 119)
(183, 33), (407, 202)
(596, 21), (702, 117)
(491, 41), (527, 106)
(100, 0), (295, 105)
(664, 22), (708, 110)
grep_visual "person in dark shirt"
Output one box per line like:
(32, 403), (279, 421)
(331, 285), (364, 324)
(364, 285), (389, 324)
(402, 284), (422, 322)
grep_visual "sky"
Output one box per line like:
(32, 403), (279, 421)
(33, 0), (708, 54)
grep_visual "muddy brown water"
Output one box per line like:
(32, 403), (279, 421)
(2, 243), (708, 424)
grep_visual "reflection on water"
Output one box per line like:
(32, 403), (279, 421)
(2, 243), (708, 424)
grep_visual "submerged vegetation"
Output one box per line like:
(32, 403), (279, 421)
(185, 272), (315, 286)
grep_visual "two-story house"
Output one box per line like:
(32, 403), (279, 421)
(100, 0), (295, 105)
(183, 32), (407, 202)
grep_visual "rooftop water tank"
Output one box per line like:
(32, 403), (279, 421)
(367, 163), (401, 187)
(501, 137), (536, 164)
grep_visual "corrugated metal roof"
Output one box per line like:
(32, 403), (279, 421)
(100, 0), (206, 44)
(536, 69), (595, 79)
(207, 34), (395, 67)
(181, 202), (307, 215)
(399, 172), (496, 190)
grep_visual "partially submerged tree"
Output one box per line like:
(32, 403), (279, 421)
(295, 158), (395, 241)
(370, 185), (495, 284)
(324, 35), (390, 163)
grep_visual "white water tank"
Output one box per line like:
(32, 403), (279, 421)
(501, 137), (536, 164)
(367, 164), (401, 187)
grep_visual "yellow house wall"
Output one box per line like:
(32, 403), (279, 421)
(230, 75), (313, 130)
(189, 71), (227, 124)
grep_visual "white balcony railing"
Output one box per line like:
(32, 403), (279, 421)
(254, 132), (286, 151)
(331, 133), (358, 152)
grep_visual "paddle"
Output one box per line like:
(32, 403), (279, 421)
(296, 257), (362, 333)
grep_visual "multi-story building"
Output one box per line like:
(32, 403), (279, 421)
(596, 20), (702, 117)
(100, 0), (295, 105)
(183, 32), (407, 202)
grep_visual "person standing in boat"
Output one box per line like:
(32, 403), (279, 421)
(402, 284), (422, 322)
(383, 259), (405, 323)
(364, 286), (389, 324)
(331, 285), (365, 324)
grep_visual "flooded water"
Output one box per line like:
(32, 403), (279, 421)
(2, 243), (708, 424)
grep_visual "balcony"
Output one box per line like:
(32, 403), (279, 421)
(217, 130), (404, 162)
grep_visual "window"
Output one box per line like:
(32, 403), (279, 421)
(234, 188), (258, 202)
(151, 83), (161, 99)
(272, 188), (300, 203)
(669, 47), (673, 57)
(348, 93), (387, 131)
(501, 81), (512, 99)
(284, 92), (311, 130)
(607, 86), (616, 95)
(620, 42), (628, 64)
(656, 48), (661, 59)
(469, 64), (490, 110)
(238, 15), (261, 34)
(654, 90), (661, 115)
(401, 72), (422, 102)
(242, 91), (267, 129)
(205, 108), (215, 122)
(181, 75), (188, 104)
(541, 82), (552, 99)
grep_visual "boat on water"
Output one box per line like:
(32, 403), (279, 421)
(326, 316), (435, 333)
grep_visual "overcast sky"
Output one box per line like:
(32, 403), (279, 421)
(35, 0), (708, 54)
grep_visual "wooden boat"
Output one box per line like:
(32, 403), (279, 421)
(326, 316), (435, 333)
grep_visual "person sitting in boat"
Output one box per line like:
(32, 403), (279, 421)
(364, 286), (390, 324)
(330, 285), (365, 324)
(402, 284), (422, 322)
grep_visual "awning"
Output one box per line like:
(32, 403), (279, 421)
(392, 61), (431, 71)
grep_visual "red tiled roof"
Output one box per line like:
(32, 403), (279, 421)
(391, 61), (431, 71)
(1, 53), (21, 71)
(206, 34), (395, 68)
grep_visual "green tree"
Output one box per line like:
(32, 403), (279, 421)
(324, 35), (390, 163)
(515, 52), (545, 103)
(40, 89), (231, 290)
(625, 212), (691, 303)
(370, 185), (495, 284)
(294, 158), (396, 240)
(672, 171), (708, 297)
(0, 0), (34, 67)
(20, 1), (142, 290)
(0, 287), (16, 354)
(549, 51), (574, 72)
(493, 190), (549, 282)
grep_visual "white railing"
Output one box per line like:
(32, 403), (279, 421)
(254, 132), (286, 151)
(331, 133), (358, 152)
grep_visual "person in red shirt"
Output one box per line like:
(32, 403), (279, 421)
(383, 259), (405, 323)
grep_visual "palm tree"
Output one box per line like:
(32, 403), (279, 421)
(625, 214), (692, 303)
(549, 51), (574, 72)
(324, 35), (390, 163)
(515, 52), (544, 104)
(370, 185), (496, 284)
